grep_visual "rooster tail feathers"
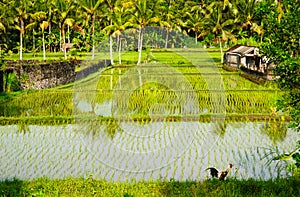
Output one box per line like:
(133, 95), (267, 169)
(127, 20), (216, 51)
(205, 167), (219, 178)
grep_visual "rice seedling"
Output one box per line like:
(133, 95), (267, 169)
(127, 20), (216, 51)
(0, 49), (296, 185)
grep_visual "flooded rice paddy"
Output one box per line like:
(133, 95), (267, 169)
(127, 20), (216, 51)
(0, 121), (297, 182)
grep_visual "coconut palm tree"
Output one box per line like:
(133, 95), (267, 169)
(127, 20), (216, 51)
(13, 0), (33, 60)
(26, 11), (48, 57)
(0, 2), (7, 55)
(159, 0), (183, 48)
(131, 0), (162, 65)
(0, 3), (5, 92)
(233, 0), (259, 37)
(79, 0), (104, 60)
(44, 0), (58, 52)
(205, 1), (236, 62)
(103, 4), (132, 64)
(54, 0), (76, 59)
(40, 21), (49, 60)
(103, 0), (119, 65)
(184, 6), (207, 45)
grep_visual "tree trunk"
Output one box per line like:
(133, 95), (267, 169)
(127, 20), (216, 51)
(137, 27), (143, 65)
(59, 23), (62, 52)
(219, 37), (223, 64)
(110, 35), (114, 65)
(195, 32), (198, 44)
(92, 14), (95, 60)
(63, 24), (67, 60)
(33, 29), (35, 55)
(49, 22), (52, 52)
(20, 32), (23, 60)
(109, 18), (114, 65)
(0, 71), (3, 92)
(118, 34), (122, 65)
(20, 19), (24, 61)
(43, 32), (46, 61)
(165, 28), (169, 48)
(67, 24), (70, 43)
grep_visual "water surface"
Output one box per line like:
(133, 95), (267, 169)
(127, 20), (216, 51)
(0, 121), (297, 182)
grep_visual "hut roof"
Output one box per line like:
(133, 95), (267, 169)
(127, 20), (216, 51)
(226, 45), (257, 56)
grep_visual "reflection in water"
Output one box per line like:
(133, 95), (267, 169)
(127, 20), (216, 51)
(0, 122), (297, 182)
(211, 121), (227, 136)
(261, 121), (288, 143)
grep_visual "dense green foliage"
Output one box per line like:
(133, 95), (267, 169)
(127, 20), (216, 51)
(0, 0), (268, 57)
(256, 0), (300, 131)
(255, 0), (300, 176)
(0, 0), (299, 193)
(0, 177), (300, 197)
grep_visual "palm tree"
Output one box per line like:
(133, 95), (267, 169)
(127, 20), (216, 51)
(206, 1), (236, 62)
(54, 0), (76, 59)
(0, 3), (5, 92)
(26, 11), (48, 57)
(234, 0), (258, 38)
(79, 0), (104, 60)
(44, 0), (58, 52)
(13, 0), (33, 60)
(40, 21), (49, 60)
(131, 0), (162, 65)
(159, 0), (183, 48)
(0, 2), (7, 56)
(184, 6), (207, 45)
(103, 4), (132, 64)
(0, 14), (5, 36)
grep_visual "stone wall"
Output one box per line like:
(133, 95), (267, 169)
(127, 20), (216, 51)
(75, 60), (109, 80)
(5, 60), (109, 90)
(6, 60), (76, 89)
(223, 62), (277, 84)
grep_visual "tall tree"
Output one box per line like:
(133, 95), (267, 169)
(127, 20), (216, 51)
(206, 1), (235, 62)
(13, 0), (33, 60)
(158, 0), (184, 48)
(103, 4), (132, 64)
(0, 1), (7, 54)
(257, 0), (300, 174)
(104, 0), (118, 65)
(131, 0), (161, 65)
(40, 21), (49, 60)
(184, 3), (207, 45)
(26, 11), (47, 56)
(44, 0), (58, 52)
(54, 0), (76, 59)
(79, 0), (104, 60)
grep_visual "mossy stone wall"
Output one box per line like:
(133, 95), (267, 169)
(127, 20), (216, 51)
(5, 60), (109, 90)
(6, 60), (76, 89)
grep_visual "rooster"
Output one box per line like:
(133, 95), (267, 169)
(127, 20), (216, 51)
(206, 163), (233, 181)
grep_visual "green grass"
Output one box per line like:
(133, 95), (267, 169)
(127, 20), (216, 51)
(0, 91), (25, 103)
(4, 51), (104, 61)
(0, 177), (299, 197)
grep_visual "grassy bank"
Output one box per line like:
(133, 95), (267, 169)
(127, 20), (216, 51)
(1, 177), (299, 197)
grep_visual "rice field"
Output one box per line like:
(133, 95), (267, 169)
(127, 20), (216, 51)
(0, 121), (297, 182)
(0, 49), (294, 183)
